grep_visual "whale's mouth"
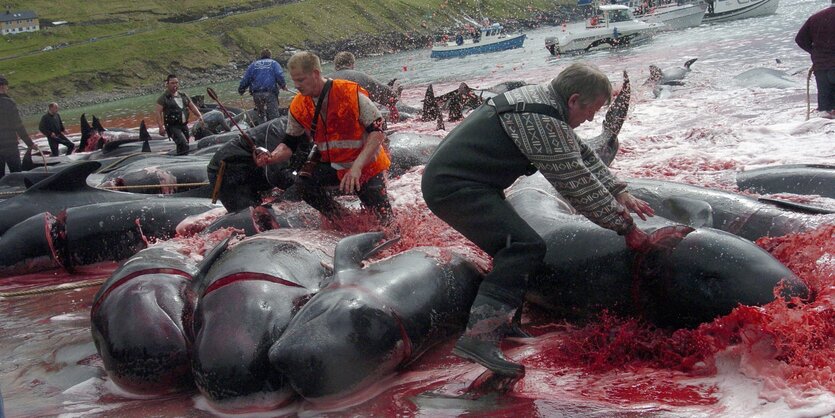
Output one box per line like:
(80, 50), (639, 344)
(204, 272), (304, 296)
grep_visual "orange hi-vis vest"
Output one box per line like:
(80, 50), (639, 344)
(289, 79), (390, 183)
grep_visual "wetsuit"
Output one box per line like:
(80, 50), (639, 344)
(0, 93), (34, 178)
(207, 117), (301, 212)
(38, 112), (75, 156)
(422, 82), (633, 351)
(157, 92), (193, 155)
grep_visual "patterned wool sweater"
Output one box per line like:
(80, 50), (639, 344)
(494, 82), (632, 234)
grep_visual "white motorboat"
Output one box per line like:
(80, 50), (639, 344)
(703, 0), (779, 23)
(632, 0), (706, 30)
(545, 5), (662, 56)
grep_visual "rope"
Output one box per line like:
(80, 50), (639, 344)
(806, 66), (814, 121)
(0, 181), (210, 196)
(0, 277), (106, 298)
(100, 181), (209, 191)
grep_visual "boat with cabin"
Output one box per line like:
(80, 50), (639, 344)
(430, 23), (526, 59)
(545, 4), (662, 56)
(631, 0), (706, 30)
(702, 0), (779, 23)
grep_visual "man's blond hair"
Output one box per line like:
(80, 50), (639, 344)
(287, 51), (322, 74)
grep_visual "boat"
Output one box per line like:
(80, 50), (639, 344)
(430, 23), (526, 59)
(702, 0), (779, 23)
(545, 4), (662, 57)
(631, 0), (706, 30)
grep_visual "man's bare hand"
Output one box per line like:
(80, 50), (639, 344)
(253, 147), (272, 167)
(616, 192), (654, 221)
(339, 167), (362, 194)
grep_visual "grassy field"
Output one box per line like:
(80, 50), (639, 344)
(0, 0), (570, 106)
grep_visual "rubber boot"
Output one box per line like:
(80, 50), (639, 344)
(505, 306), (533, 340)
(453, 294), (525, 377)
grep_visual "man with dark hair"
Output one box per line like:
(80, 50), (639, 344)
(0, 75), (39, 178)
(156, 74), (203, 155)
(39, 102), (75, 156)
(328, 51), (402, 117)
(238, 48), (288, 124)
(333, 51), (356, 71)
(422, 63), (681, 378)
(796, 0), (835, 116)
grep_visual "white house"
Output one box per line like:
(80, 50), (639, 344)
(1, 9), (39, 35)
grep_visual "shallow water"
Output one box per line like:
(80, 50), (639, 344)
(3, 0), (835, 416)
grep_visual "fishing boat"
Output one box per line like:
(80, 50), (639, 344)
(430, 23), (526, 59)
(545, 4), (662, 56)
(702, 0), (779, 23)
(632, 0), (706, 30)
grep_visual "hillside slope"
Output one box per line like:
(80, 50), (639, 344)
(0, 0), (573, 110)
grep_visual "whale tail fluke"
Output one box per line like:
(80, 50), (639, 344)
(684, 58), (698, 70)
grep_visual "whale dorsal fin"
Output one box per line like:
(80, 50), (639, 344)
(646, 65), (662, 84)
(21, 148), (34, 171)
(25, 161), (102, 193)
(92, 115), (106, 133)
(140, 121), (152, 152)
(663, 196), (714, 228)
(684, 58), (698, 70)
(332, 232), (389, 274)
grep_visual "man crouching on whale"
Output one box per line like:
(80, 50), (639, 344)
(422, 62), (679, 378)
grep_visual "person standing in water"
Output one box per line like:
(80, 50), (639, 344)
(421, 63), (681, 378)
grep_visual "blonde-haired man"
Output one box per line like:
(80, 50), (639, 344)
(258, 51), (393, 225)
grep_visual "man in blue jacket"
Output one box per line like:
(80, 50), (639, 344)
(238, 48), (288, 124)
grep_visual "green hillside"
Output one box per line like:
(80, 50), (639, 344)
(0, 0), (571, 108)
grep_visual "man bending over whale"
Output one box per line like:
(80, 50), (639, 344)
(422, 62), (672, 378)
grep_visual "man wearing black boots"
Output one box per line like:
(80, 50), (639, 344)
(422, 63), (668, 378)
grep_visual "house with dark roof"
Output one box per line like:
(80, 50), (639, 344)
(1, 9), (39, 35)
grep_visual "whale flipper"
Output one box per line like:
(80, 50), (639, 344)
(333, 231), (387, 274)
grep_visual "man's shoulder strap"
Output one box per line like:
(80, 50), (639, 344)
(491, 94), (563, 121)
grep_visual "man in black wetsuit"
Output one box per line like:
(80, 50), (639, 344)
(0, 75), (39, 179)
(422, 63), (677, 378)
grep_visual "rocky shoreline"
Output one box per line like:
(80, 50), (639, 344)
(18, 6), (578, 117)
